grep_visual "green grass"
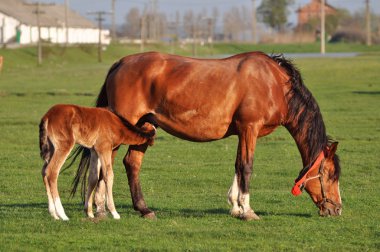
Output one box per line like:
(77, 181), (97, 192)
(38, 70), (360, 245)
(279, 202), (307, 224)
(0, 44), (379, 251)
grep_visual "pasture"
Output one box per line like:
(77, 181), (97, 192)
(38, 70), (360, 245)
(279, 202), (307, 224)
(0, 44), (379, 251)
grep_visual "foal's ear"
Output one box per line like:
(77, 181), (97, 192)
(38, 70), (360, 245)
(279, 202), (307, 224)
(326, 142), (338, 159)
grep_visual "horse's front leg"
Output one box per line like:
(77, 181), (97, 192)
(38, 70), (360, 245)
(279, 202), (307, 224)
(228, 124), (260, 221)
(123, 143), (155, 218)
(227, 174), (242, 217)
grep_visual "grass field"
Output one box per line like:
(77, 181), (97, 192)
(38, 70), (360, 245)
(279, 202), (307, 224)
(0, 43), (379, 251)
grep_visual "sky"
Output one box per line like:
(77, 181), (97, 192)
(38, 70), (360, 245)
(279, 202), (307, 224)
(31, 0), (380, 27)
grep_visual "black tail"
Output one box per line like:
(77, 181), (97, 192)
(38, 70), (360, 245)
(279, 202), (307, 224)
(69, 147), (91, 201)
(96, 59), (122, 108)
(113, 111), (156, 139)
(39, 119), (51, 162)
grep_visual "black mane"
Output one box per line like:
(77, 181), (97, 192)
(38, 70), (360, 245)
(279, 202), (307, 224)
(271, 54), (340, 181)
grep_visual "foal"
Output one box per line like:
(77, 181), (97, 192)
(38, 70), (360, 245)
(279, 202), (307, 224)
(39, 104), (155, 220)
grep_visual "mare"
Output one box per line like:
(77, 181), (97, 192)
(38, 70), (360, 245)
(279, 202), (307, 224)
(74, 51), (342, 220)
(39, 104), (155, 220)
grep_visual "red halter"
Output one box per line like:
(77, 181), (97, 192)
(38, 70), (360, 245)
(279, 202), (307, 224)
(291, 151), (325, 196)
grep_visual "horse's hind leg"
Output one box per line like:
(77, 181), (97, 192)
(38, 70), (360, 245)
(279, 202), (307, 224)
(45, 144), (73, 220)
(123, 143), (155, 218)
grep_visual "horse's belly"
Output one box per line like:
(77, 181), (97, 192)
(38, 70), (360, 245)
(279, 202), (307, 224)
(154, 111), (232, 142)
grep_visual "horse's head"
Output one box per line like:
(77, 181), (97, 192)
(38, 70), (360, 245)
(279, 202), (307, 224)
(304, 142), (342, 216)
(292, 142), (342, 216)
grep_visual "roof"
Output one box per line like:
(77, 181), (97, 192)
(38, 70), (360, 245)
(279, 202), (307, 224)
(0, 0), (96, 28)
(297, 0), (337, 13)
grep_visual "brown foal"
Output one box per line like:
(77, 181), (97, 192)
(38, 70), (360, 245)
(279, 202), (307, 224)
(39, 104), (155, 220)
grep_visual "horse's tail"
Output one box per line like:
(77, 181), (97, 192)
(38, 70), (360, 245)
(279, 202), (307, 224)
(113, 111), (156, 139)
(69, 147), (91, 201)
(96, 59), (122, 108)
(39, 118), (51, 162)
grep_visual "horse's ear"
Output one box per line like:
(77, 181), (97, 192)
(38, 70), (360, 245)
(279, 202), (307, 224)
(326, 142), (338, 159)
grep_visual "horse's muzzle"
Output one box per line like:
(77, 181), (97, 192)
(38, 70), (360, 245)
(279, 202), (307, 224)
(319, 204), (342, 216)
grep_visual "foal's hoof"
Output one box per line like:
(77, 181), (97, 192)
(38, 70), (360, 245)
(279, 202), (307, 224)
(142, 212), (156, 220)
(240, 210), (260, 221)
(111, 211), (121, 220)
(95, 211), (108, 219)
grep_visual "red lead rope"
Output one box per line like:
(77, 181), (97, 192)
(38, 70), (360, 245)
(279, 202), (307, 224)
(291, 151), (325, 196)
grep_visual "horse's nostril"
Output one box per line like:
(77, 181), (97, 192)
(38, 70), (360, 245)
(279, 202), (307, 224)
(336, 208), (342, 216)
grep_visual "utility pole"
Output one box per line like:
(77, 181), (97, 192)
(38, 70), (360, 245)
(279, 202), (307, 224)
(111, 0), (116, 42)
(251, 0), (257, 44)
(207, 17), (214, 55)
(88, 11), (111, 62)
(366, 0), (372, 46)
(64, 0), (69, 46)
(25, 2), (45, 65)
(140, 4), (147, 52)
(151, 0), (158, 41)
(320, 0), (326, 54)
(191, 22), (197, 57)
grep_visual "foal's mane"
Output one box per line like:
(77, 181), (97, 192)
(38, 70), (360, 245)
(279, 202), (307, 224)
(270, 54), (340, 181)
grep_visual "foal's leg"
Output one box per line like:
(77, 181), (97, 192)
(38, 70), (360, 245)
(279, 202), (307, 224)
(42, 161), (59, 220)
(85, 149), (100, 218)
(228, 124), (260, 221)
(98, 149), (120, 219)
(123, 143), (155, 218)
(94, 148), (118, 217)
(44, 144), (73, 220)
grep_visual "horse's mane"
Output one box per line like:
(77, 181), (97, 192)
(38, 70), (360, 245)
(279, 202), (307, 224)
(271, 54), (340, 181)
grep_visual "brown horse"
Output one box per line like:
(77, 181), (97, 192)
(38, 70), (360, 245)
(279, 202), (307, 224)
(39, 104), (155, 220)
(75, 51), (342, 220)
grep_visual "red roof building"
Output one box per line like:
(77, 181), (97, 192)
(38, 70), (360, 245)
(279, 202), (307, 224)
(297, 0), (337, 27)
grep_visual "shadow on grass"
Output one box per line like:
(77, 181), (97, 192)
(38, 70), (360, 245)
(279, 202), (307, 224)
(0, 202), (81, 209)
(0, 203), (312, 219)
(117, 205), (313, 219)
(256, 211), (312, 218)
(352, 91), (380, 95)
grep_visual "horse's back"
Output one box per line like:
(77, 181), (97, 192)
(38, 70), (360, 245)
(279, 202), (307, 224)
(107, 52), (289, 141)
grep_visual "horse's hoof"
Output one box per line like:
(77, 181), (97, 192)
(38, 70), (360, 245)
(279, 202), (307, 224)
(230, 207), (243, 218)
(142, 212), (156, 220)
(240, 210), (260, 221)
(95, 211), (108, 219)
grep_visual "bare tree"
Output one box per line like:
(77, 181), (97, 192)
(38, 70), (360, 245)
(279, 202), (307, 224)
(183, 10), (195, 39)
(124, 7), (141, 39)
(223, 7), (244, 41)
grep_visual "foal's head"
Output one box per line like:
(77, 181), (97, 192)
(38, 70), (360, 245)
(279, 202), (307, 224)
(303, 142), (342, 216)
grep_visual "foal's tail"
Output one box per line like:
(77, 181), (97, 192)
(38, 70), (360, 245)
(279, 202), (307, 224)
(39, 118), (51, 162)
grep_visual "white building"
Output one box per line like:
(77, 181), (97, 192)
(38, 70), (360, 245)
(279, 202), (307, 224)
(0, 0), (110, 45)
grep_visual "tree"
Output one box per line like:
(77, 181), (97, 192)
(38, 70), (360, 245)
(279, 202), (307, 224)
(223, 7), (245, 41)
(257, 0), (294, 32)
(124, 7), (141, 39)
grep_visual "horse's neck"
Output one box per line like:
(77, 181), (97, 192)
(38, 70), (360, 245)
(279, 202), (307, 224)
(285, 113), (326, 167)
(287, 127), (311, 167)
